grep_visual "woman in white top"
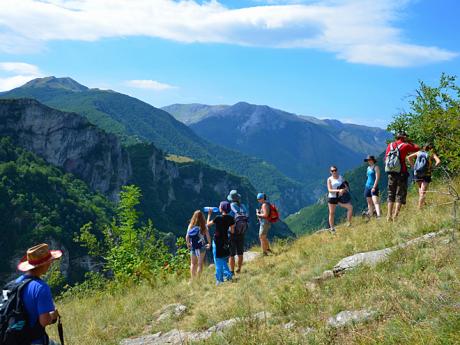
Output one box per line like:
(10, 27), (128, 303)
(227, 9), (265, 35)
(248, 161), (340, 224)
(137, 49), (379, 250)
(327, 166), (353, 232)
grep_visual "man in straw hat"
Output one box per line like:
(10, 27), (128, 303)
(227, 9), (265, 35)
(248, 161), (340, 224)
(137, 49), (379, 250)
(16, 243), (63, 344)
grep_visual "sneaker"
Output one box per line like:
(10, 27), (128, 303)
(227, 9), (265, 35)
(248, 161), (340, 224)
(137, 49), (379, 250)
(346, 222), (352, 227)
(267, 248), (274, 254)
(329, 227), (336, 234)
(236, 268), (241, 274)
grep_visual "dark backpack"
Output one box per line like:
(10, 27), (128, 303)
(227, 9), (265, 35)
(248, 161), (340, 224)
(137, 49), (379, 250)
(414, 151), (429, 178)
(385, 142), (404, 173)
(188, 226), (204, 251)
(0, 277), (46, 345)
(231, 203), (249, 235)
(338, 181), (351, 204)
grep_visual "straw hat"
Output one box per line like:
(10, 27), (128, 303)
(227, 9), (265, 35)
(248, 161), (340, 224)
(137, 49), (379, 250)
(17, 243), (63, 272)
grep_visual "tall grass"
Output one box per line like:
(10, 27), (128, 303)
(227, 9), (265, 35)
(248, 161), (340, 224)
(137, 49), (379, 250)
(50, 180), (460, 345)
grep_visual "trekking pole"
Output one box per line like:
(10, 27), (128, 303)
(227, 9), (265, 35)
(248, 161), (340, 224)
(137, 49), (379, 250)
(58, 316), (65, 345)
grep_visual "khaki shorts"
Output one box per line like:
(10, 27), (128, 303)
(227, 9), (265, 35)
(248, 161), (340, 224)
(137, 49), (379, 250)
(259, 222), (271, 237)
(387, 173), (409, 204)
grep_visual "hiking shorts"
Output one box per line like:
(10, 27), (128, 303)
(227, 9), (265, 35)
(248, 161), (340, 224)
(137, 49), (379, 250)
(414, 176), (432, 183)
(259, 222), (271, 237)
(230, 234), (245, 256)
(387, 173), (409, 204)
(364, 186), (379, 198)
(328, 197), (339, 205)
(190, 247), (206, 257)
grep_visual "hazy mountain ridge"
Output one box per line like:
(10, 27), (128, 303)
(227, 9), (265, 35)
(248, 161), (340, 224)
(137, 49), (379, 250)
(166, 102), (390, 189)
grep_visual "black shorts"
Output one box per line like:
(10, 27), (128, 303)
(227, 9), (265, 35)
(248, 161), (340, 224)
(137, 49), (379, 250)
(328, 197), (339, 205)
(364, 186), (379, 198)
(230, 234), (245, 256)
(414, 176), (432, 183)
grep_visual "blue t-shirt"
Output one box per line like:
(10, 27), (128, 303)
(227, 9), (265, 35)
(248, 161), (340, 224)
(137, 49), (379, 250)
(15, 275), (55, 343)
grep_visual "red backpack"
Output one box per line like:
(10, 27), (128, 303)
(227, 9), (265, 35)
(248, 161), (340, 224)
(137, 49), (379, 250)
(267, 203), (280, 223)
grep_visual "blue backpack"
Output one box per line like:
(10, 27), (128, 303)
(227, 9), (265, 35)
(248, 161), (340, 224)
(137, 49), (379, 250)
(414, 151), (429, 178)
(187, 226), (204, 250)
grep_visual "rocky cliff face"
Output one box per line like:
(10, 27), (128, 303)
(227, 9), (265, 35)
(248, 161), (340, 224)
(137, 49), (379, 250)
(0, 99), (131, 200)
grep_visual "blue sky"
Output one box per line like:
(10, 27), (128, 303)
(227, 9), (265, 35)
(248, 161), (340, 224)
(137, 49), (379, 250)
(0, 0), (459, 128)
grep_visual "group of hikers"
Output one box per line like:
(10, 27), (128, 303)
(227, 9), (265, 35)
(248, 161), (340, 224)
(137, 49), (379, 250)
(1, 132), (442, 344)
(327, 131), (441, 232)
(185, 190), (278, 285)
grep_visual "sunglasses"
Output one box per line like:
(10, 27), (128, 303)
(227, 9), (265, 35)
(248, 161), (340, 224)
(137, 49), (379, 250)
(330, 169), (337, 172)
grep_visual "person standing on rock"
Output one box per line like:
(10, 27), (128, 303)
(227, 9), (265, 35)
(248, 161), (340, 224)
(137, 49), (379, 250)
(10, 244), (63, 345)
(407, 143), (441, 209)
(363, 155), (382, 218)
(186, 210), (211, 280)
(227, 190), (249, 274)
(327, 166), (353, 232)
(384, 131), (419, 221)
(256, 193), (273, 255)
(207, 201), (234, 285)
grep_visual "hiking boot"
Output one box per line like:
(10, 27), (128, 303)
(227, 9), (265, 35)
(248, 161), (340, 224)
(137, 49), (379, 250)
(267, 248), (274, 254)
(236, 268), (241, 274)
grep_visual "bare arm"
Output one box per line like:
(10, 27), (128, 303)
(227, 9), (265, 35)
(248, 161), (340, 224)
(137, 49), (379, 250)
(206, 209), (214, 227)
(407, 152), (417, 167)
(433, 153), (441, 166)
(186, 232), (191, 249)
(373, 166), (380, 189)
(39, 310), (59, 328)
(229, 224), (235, 234)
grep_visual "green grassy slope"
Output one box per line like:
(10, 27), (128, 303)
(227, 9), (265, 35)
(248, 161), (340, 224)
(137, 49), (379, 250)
(52, 178), (459, 345)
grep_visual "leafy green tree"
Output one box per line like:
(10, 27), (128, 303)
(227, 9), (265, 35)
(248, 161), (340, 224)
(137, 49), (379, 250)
(76, 185), (188, 282)
(388, 73), (460, 174)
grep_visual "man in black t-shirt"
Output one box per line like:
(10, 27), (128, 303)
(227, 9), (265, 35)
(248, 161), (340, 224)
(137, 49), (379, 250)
(207, 201), (235, 285)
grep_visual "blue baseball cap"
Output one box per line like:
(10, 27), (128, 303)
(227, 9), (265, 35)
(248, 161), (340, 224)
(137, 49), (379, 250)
(256, 193), (266, 200)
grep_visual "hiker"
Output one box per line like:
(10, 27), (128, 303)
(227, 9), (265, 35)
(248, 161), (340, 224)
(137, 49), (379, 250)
(407, 143), (441, 208)
(364, 155), (382, 218)
(9, 244), (63, 345)
(207, 201), (234, 285)
(256, 193), (273, 255)
(186, 210), (211, 279)
(227, 190), (249, 274)
(384, 131), (419, 221)
(327, 166), (353, 232)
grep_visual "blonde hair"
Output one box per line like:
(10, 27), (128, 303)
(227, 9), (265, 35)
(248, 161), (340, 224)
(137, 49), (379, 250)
(188, 210), (207, 235)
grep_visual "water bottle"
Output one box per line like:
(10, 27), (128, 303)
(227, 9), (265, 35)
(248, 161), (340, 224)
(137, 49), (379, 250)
(203, 207), (219, 213)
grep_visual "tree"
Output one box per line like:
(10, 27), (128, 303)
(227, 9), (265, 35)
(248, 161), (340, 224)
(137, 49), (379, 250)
(388, 73), (460, 174)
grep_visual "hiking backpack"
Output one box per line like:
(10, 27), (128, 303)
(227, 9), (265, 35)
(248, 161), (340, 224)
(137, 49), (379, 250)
(385, 143), (404, 173)
(0, 277), (44, 345)
(414, 151), (429, 177)
(187, 226), (204, 251)
(266, 203), (280, 224)
(231, 203), (249, 235)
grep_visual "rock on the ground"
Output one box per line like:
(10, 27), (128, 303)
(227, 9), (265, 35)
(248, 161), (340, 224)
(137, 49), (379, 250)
(122, 311), (272, 345)
(312, 270), (335, 283)
(283, 321), (296, 329)
(333, 248), (393, 274)
(305, 282), (317, 292)
(299, 327), (315, 336)
(156, 304), (187, 323)
(327, 309), (377, 328)
(243, 251), (260, 263)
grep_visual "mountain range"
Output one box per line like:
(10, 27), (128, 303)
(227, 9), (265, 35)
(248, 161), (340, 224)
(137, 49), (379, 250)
(0, 77), (309, 215)
(164, 103), (391, 188)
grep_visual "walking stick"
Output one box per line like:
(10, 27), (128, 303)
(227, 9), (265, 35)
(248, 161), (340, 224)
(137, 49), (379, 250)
(58, 316), (65, 345)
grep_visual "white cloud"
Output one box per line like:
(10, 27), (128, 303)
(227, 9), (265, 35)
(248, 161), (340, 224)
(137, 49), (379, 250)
(125, 79), (177, 91)
(0, 62), (43, 91)
(0, 0), (456, 67)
